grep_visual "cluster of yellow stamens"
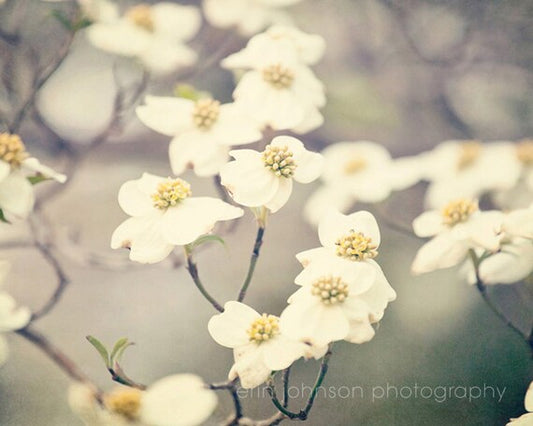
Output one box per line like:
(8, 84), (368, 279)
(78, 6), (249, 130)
(192, 99), (220, 130)
(104, 387), (142, 421)
(441, 198), (478, 226)
(457, 140), (482, 170)
(335, 230), (378, 261)
(262, 63), (295, 89)
(125, 4), (154, 32)
(517, 140), (533, 166)
(0, 133), (28, 168)
(151, 178), (191, 209)
(262, 144), (297, 178)
(247, 314), (280, 344)
(311, 276), (349, 305)
(343, 157), (367, 175)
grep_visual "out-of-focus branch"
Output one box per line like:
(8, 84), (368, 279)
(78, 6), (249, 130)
(209, 378), (243, 425)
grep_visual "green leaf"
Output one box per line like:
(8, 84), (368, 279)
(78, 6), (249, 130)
(173, 84), (211, 101)
(110, 337), (134, 364)
(114, 342), (134, 364)
(86, 335), (110, 368)
(51, 10), (74, 31)
(189, 234), (226, 251)
(73, 17), (93, 31)
(28, 174), (50, 185)
(0, 209), (9, 224)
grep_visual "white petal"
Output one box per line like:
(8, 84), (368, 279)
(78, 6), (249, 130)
(479, 243), (533, 285)
(304, 185), (354, 227)
(230, 343), (271, 389)
(86, 21), (149, 56)
(136, 96), (194, 137)
(140, 40), (197, 75)
(0, 172), (34, 220)
(110, 214), (174, 264)
(0, 161), (10, 182)
(411, 233), (468, 274)
(152, 3), (201, 41)
(503, 207), (533, 239)
(344, 319), (375, 344)
(208, 301), (259, 348)
(117, 179), (154, 217)
(203, 0), (248, 30)
(270, 136), (323, 184)
(291, 106), (324, 134)
(264, 177), (292, 213)
(525, 381), (533, 412)
(141, 374), (217, 426)
(295, 247), (331, 267)
(22, 158), (67, 183)
(0, 292), (31, 331)
(261, 335), (305, 370)
(161, 197), (243, 246)
(212, 104), (263, 146)
(318, 210), (380, 248)
(412, 211), (445, 237)
(220, 150), (280, 207)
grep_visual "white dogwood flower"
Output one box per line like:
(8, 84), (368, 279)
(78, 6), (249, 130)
(0, 260), (31, 366)
(220, 136), (323, 213)
(0, 133), (66, 221)
(208, 301), (317, 389)
(411, 199), (504, 274)
(86, 2), (200, 74)
(226, 40), (325, 132)
(203, 0), (301, 36)
(501, 204), (533, 240)
(111, 173), (243, 264)
(69, 375), (217, 426)
(222, 25), (325, 68)
(507, 381), (533, 425)
(136, 96), (262, 177)
(423, 140), (521, 208)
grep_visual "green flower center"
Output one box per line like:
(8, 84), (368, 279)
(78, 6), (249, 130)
(262, 63), (295, 89)
(192, 99), (220, 130)
(262, 144), (297, 178)
(335, 231), (378, 261)
(151, 178), (191, 209)
(311, 276), (349, 305)
(441, 198), (478, 226)
(248, 314), (280, 344)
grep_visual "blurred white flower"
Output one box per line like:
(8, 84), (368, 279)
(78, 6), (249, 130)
(78, 0), (119, 23)
(220, 136), (323, 213)
(208, 301), (318, 389)
(86, 2), (201, 75)
(111, 173), (243, 264)
(203, 0), (301, 36)
(0, 133), (66, 221)
(507, 381), (533, 425)
(69, 375), (216, 426)
(222, 24), (325, 68)
(136, 96), (262, 177)
(225, 38), (325, 132)
(411, 199), (503, 274)
(0, 260), (31, 367)
(304, 141), (424, 225)
(501, 204), (533, 240)
(423, 140), (521, 209)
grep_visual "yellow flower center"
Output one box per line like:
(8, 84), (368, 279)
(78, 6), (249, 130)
(0, 133), (28, 168)
(335, 231), (378, 261)
(311, 276), (349, 305)
(457, 141), (482, 170)
(247, 314), (280, 344)
(125, 4), (154, 32)
(343, 157), (367, 175)
(262, 63), (295, 89)
(262, 144), (297, 178)
(104, 387), (142, 421)
(192, 99), (220, 130)
(151, 178), (192, 209)
(517, 140), (533, 166)
(441, 198), (478, 226)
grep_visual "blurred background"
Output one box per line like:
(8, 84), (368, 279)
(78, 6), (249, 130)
(0, 0), (532, 424)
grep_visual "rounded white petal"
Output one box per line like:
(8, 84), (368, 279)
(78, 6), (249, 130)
(0, 161), (10, 182)
(411, 233), (469, 275)
(479, 242), (533, 284)
(261, 335), (305, 370)
(295, 247), (331, 267)
(304, 185), (354, 227)
(264, 177), (292, 213)
(203, 0), (248, 30)
(344, 319), (375, 344)
(212, 104), (263, 146)
(270, 136), (323, 184)
(230, 343), (271, 389)
(161, 197), (243, 246)
(208, 301), (259, 348)
(412, 211), (445, 237)
(117, 179), (154, 217)
(503, 207), (533, 239)
(152, 3), (201, 42)
(136, 96), (194, 137)
(525, 381), (533, 412)
(0, 171), (34, 220)
(111, 214), (174, 264)
(140, 40), (197, 75)
(141, 374), (217, 426)
(0, 292), (31, 332)
(318, 210), (380, 249)
(86, 21), (149, 56)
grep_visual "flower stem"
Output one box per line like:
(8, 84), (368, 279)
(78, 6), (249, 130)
(301, 345), (333, 418)
(237, 225), (266, 302)
(282, 367), (291, 408)
(184, 246), (224, 312)
(208, 379), (242, 424)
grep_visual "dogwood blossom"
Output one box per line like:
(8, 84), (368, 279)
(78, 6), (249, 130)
(220, 136), (323, 213)
(69, 374), (217, 426)
(283, 210), (395, 346)
(501, 204), (533, 240)
(304, 141), (424, 225)
(507, 381), (533, 425)
(86, 2), (201, 74)
(208, 301), (322, 389)
(136, 96), (262, 176)
(225, 35), (325, 132)
(0, 133), (66, 221)
(423, 140), (521, 208)
(0, 260), (31, 366)
(203, 0), (301, 36)
(111, 173), (243, 263)
(411, 199), (503, 274)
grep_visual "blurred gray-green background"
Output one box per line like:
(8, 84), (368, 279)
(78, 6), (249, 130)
(0, 0), (532, 425)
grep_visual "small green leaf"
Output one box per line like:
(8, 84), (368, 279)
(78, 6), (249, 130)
(86, 335), (110, 368)
(173, 84), (211, 101)
(51, 10), (74, 31)
(114, 341), (134, 364)
(0, 209), (9, 224)
(28, 174), (50, 185)
(189, 234), (225, 251)
(110, 337), (134, 364)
